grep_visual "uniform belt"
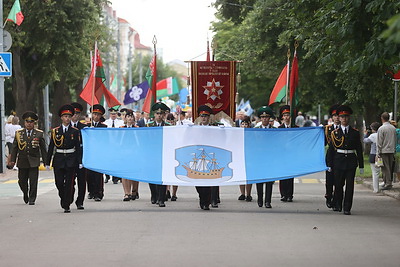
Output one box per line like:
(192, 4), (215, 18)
(56, 148), (75, 154)
(336, 149), (355, 154)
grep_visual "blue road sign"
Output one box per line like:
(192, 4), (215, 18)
(0, 52), (12, 77)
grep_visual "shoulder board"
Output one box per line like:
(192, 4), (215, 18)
(35, 129), (43, 133)
(352, 127), (359, 132)
(16, 128), (24, 132)
(71, 126), (79, 130)
(53, 126), (60, 129)
(164, 122), (171, 126)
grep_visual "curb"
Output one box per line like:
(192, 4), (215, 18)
(357, 177), (400, 200)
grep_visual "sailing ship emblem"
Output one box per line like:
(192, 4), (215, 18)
(175, 145), (232, 183)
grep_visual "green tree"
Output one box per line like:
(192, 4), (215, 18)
(5, 0), (107, 127)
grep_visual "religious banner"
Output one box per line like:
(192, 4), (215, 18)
(190, 61), (236, 120)
(81, 126), (326, 186)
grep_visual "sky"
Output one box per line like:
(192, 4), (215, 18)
(110, 0), (217, 63)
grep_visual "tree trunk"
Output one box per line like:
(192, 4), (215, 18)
(50, 77), (71, 128)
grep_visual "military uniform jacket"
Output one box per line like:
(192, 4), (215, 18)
(255, 125), (275, 129)
(327, 127), (364, 170)
(146, 121), (171, 127)
(46, 126), (82, 169)
(324, 124), (339, 165)
(71, 121), (87, 130)
(11, 128), (48, 168)
(86, 121), (107, 128)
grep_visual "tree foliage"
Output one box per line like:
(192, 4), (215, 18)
(212, 0), (400, 124)
(5, 0), (107, 127)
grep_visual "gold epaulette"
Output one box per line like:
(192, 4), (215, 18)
(35, 129), (43, 133)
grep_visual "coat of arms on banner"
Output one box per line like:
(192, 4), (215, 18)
(175, 145), (232, 183)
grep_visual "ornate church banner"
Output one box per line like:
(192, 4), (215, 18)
(190, 61), (236, 120)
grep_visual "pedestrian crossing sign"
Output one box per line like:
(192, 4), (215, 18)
(0, 52), (12, 77)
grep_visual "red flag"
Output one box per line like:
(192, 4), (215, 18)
(289, 52), (298, 106)
(142, 50), (157, 114)
(269, 63), (288, 106)
(80, 48), (121, 108)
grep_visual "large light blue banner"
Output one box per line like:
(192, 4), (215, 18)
(81, 126), (326, 186)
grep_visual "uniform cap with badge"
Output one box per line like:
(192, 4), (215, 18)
(279, 105), (290, 116)
(70, 102), (83, 114)
(198, 105), (213, 117)
(151, 102), (169, 114)
(58, 104), (75, 117)
(337, 105), (353, 117)
(328, 104), (341, 117)
(90, 104), (105, 115)
(22, 111), (38, 122)
(257, 106), (274, 118)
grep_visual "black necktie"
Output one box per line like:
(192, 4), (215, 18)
(112, 121), (115, 128)
(344, 128), (348, 135)
(27, 131), (31, 138)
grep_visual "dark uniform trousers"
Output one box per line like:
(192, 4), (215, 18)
(10, 128), (47, 204)
(18, 167), (39, 203)
(146, 120), (169, 204)
(278, 124), (295, 199)
(196, 186), (211, 207)
(256, 182), (273, 204)
(324, 124), (337, 202)
(85, 122), (107, 200)
(71, 121), (87, 206)
(46, 126), (82, 210)
(328, 127), (363, 212)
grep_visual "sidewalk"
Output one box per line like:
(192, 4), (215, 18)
(357, 176), (400, 200)
(0, 167), (54, 182)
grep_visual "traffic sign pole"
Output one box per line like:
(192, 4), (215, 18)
(0, 0), (5, 173)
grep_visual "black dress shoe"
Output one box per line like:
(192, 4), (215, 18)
(77, 205), (84, 210)
(333, 207), (342, 212)
(166, 190), (171, 199)
(87, 193), (93, 199)
(280, 197), (288, 202)
(344, 211), (351, 215)
(64, 208), (71, 213)
(23, 194), (29, 204)
(171, 195), (177, 201)
(326, 198), (332, 208)
(28, 202), (35, 205)
(246, 196), (252, 202)
(211, 202), (218, 208)
(123, 195), (130, 201)
(257, 198), (263, 207)
(159, 202), (166, 207)
(265, 202), (272, 208)
(203, 205), (210, 210)
(287, 197), (293, 202)
(94, 197), (101, 202)
(238, 194), (246, 201)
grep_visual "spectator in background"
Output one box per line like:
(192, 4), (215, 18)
(238, 116), (253, 202)
(390, 120), (400, 181)
(363, 122), (381, 193)
(377, 112), (397, 190)
(5, 116), (21, 168)
(295, 111), (305, 127)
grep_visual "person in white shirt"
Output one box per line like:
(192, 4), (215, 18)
(5, 115), (21, 156)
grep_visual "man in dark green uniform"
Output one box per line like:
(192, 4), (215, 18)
(146, 102), (171, 207)
(9, 111), (47, 205)
(254, 106), (275, 208)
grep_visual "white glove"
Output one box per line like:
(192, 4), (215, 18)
(359, 168), (364, 174)
(45, 165), (51, 170)
(327, 167), (332, 172)
(79, 164), (83, 169)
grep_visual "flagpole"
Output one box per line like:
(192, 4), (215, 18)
(152, 36), (157, 106)
(285, 48), (290, 105)
(91, 42), (97, 127)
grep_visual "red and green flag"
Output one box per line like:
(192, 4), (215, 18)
(80, 47), (121, 109)
(156, 77), (179, 98)
(269, 62), (289, 106)
(7, 0), (24, 26)
(142, 52), (157, 114)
